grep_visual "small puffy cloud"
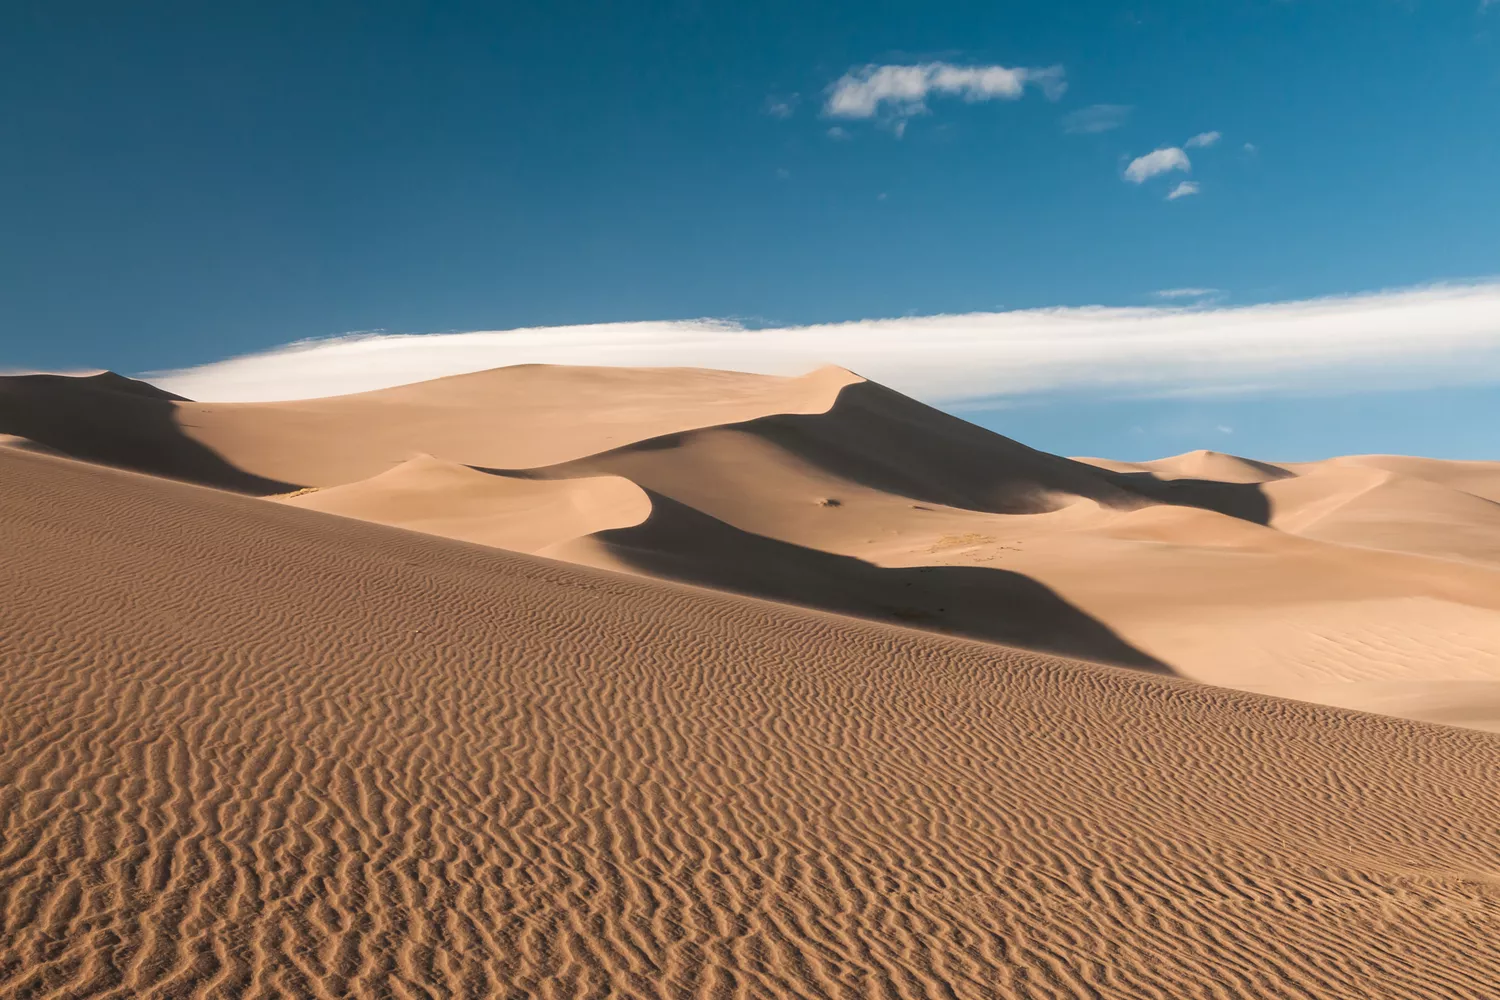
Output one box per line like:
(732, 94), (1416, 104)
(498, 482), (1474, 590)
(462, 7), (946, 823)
(1061, 104), (1133, 134)
(1166, 180), (1201, 200)
(1124, 147), (1191, 183)
(1184, 130), (1221, 148)
(1243, 142), (1258, 154)
(824, 62), (1065, 120)
(1154, 288), (1220, 300)
(764, 94), (799, 119)
(826, 126), (851, 140)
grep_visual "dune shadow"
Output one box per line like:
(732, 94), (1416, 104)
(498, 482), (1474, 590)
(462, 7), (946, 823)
(749, 380), (1275, 524)
(730, 380), (1127, 514)
(0, 372), (299, 495)
(505, 378), (1275, 526)
(1093, 470), (1273, 526)
(584, 491), (1173, 673)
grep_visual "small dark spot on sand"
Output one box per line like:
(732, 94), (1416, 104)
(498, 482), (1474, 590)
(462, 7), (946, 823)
(819, 498), (843, 507)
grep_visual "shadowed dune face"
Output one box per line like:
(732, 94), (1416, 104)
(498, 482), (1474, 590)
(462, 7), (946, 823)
(0, 372), (297, 494)
(530, 379), (1274, 523)
(554, 490), (1171, 671)
(6, 447), (1500, 999)
(1091, 469), (1273, 524)
(1078, 449), (1287, 524)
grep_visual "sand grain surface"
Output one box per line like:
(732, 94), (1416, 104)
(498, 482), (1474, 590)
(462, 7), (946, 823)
(5, 448), (1500, 999)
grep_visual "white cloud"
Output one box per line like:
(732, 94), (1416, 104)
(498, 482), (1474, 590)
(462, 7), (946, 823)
(1154, 288), (1220, 299)
(1185, 131), (1221, 149)
(824, 62), (1065, 120)
(1061, 104), (1132, 134)
(826, 126), (850, 139)
(152, 282), (1500, 408)
(1125, 147), (1190, 183)
(1166, 180), (1201, 200)
(1243, 142), (1258, 154)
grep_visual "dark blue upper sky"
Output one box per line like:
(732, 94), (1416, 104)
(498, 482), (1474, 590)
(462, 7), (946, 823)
(3, 0), (1497, 376)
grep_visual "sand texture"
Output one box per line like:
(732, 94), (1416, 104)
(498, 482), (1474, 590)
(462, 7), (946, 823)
(5, 446), (1500, 999)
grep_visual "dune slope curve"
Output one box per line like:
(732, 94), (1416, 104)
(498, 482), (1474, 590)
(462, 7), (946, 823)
(280, 454), (651, 553)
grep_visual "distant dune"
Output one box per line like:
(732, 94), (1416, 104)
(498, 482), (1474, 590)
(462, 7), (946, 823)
(6, 363), (1497, 729)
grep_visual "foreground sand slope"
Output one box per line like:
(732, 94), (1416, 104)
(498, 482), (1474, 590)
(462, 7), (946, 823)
(5, 447), (1500, 999)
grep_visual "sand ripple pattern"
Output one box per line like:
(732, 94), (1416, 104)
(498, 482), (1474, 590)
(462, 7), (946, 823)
(3, 450), (1500, 999)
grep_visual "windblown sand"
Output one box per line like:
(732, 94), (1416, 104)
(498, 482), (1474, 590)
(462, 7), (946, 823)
(4, 367), (1500, 997)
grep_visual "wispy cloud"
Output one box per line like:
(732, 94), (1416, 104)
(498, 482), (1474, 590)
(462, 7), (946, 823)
(153, 282), (1500, 407)
(1061, 104), (1132, 134)
(1154, 288), (1220, 299)
(1166, 180), (1201, 200)
(764, 94), (799, 119)
(824, 62), (1065, 122)
(826, 126), (851, 140)
(1184, 131), (1221, 149)
(1124, 147), (1190, 183)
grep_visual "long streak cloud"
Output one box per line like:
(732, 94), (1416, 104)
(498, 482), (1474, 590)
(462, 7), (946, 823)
(152, 282), (1500, 405)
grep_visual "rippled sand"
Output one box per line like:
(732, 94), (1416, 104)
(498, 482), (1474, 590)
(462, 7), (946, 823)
(4, 366), (1500, 997)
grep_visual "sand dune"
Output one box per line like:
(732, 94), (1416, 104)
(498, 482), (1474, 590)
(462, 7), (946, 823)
(4, 446), (1500, 998)
(0, 371), (291, 493)
(6, 364), (1500, 730)
(0, 364), (860, 490)
(1321, 453), (1500, 503)
(1081, 448), (1296, 485)
(551, 491), (1169, 669)
(282, 455), (651, 554)
(1264, 462), (1500, 566)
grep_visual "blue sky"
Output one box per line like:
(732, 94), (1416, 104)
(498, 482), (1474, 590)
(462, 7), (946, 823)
(3, 1), (1499, 459)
